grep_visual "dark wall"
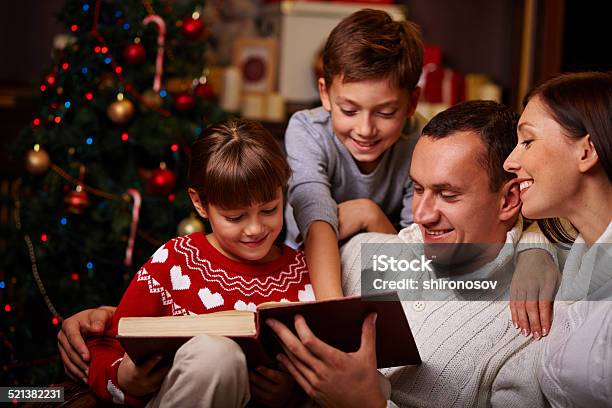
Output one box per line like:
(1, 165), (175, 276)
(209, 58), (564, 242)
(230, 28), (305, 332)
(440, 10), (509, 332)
(0, 0), (65, 86)
(0, 1), (64, 177)
(562, 0), (612, 72)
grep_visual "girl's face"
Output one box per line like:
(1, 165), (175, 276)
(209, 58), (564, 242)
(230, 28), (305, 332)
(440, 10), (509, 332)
(503, 96), (582, 219)
(192, 188), (284, 263)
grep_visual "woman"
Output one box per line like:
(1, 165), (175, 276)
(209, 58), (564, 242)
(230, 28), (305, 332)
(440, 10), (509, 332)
(504, 71), (612, 407)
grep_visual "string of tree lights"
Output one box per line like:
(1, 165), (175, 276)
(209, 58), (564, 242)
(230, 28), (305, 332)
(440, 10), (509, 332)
(3, 0), (227, 386)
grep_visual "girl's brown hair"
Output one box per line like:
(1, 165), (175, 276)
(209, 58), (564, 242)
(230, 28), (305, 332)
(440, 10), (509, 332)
(188, 118), (290, 209)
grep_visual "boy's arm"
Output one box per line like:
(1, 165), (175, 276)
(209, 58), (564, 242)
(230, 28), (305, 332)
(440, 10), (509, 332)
(284, 112), (340, 246)
(305, 221), (343, 299)
(338, 198), (396, 240)
(511, 222), (560, 339)
(399, 170), (415, 229)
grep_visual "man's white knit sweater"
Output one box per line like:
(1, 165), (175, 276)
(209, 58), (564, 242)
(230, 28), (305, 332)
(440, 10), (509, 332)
(340, 220), (547, 408)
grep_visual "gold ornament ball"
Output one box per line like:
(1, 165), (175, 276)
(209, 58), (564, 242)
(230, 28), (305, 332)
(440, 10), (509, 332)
(142, 89), (163, 110)
(107, 99), (135, 125)
(25, 148), (51, 175)
(177, 215), (204, 236)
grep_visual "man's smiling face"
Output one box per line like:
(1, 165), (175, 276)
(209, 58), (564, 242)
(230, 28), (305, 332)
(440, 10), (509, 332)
(410, 131), (507, 246)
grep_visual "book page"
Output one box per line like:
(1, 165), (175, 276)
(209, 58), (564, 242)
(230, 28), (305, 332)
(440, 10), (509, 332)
(256, 300), (301, 310)
(118, 312), (256, 337)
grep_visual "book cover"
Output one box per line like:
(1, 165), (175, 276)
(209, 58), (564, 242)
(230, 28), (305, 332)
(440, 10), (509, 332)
(118, 291), (421, 368)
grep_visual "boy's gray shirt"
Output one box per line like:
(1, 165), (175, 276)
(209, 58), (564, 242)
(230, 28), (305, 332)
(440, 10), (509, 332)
(284, 106), (426, 248)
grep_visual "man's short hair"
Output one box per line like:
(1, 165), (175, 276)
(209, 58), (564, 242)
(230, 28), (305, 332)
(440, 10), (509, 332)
(322, 9), (424, 90)
(422, 100), (519, 191)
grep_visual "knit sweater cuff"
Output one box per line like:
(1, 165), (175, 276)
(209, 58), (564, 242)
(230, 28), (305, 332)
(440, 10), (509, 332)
(107, 358), (147, 406)
(517, 223), (558, 265)
(298, 209), (339, 241)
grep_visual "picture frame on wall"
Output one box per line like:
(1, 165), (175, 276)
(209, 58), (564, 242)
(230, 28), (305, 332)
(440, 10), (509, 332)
(232, 37), (278, 94)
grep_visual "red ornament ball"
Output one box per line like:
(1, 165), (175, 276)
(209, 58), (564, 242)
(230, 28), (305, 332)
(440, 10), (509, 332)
(181, 17), (204, 39)
(123, 43), (146, 65)
(65, 188), (90, 215)
(45, 73), (57, 87)
(148, 168), (176, 195)
(174, 92), (195, 111)
(195, 82), (216, 100)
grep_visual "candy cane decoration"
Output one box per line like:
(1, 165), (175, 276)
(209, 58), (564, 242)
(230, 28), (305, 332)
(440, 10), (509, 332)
(143, 14), (166, 92)
(124, 188), (142, 266)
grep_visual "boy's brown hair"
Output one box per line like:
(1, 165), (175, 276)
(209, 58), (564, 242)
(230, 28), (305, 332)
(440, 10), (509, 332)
(188, 118), (290, 209)
(322, 9), (424, 90)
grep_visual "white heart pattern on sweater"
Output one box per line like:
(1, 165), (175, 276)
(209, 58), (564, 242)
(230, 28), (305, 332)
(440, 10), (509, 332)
(298, 284), (315, 302)
(198, 288), (224, 310)
(234, 300), (257, 312)
(170, 265), (191, 290)
(151, 246), (168, 263)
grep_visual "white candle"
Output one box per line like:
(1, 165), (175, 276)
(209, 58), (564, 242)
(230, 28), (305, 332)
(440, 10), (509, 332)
(241, 93), (265, 119)
(480, 82), (502, 103)
(265, 93), (285, 122)
(221, 66), (241, 112)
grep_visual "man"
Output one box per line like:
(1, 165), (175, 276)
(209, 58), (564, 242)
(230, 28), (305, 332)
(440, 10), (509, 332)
(267, 100), (553, 407)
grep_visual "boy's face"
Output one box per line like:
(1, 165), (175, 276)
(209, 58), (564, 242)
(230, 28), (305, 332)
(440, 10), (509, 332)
(319, 76), (419, 173)
(189, 188), (284, 263)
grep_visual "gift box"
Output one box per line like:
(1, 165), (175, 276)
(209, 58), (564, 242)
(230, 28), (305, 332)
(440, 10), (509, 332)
(419, 45), (465, 106)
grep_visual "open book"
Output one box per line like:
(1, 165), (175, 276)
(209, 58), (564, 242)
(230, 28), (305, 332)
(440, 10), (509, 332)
(118, 291), (420, 368)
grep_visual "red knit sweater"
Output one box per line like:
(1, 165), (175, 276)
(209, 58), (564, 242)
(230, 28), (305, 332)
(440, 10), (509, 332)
(87, 232), (311, 405)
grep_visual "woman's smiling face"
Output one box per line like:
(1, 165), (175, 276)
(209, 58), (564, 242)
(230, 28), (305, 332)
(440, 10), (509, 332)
(504, 96), (583, 219)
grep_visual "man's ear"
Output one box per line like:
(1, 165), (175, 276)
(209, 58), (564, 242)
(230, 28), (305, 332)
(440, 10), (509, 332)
(318, 78), (332, 112)
(188, 188), (208, 219)
(406, 87), (421, 118)
(577, 134), (599, 173)
(499, 178), (522, 222)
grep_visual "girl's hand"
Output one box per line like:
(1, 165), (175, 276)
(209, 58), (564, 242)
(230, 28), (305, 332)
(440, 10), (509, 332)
(510, 248), (560, 339)
(249, 365), (298, 407)
(117, 353), (170, 397)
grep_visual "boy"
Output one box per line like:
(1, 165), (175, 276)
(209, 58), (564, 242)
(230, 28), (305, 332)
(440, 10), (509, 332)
(284, 9), (426, 299)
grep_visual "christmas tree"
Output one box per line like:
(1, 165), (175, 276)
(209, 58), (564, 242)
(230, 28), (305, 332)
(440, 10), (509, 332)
(3, 0), (227, 386)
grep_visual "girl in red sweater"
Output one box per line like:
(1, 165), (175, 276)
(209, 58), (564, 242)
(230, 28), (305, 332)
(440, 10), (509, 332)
(87, 118), (312, 406)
